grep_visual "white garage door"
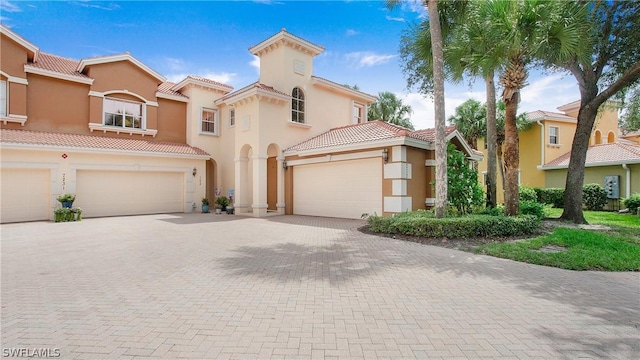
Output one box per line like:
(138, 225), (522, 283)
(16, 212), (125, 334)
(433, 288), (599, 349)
(76, 170), (184, 218)
(1, 168), (51, 223)
(293, 158), (382, 219)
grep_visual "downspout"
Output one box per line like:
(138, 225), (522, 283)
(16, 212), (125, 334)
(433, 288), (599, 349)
(622, 163), (631, 198)
(537, 120), (545, 167)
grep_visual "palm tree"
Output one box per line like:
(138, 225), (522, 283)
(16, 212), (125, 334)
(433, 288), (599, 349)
(368, 91), (415, 130)
(447, 99), (485, 149)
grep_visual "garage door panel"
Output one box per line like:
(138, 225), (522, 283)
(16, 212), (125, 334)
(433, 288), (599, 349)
(1, 168), (51, 223)
(293, 158), (382, 219)
(76, 170), (183, 217)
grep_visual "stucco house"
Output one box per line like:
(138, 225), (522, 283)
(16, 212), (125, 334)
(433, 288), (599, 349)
(477, 100), (639, 205)
(0, 25), (480, 223)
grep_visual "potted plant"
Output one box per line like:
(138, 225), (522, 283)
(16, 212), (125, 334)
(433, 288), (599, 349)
(56, 193), (76, 208)
(215, 196), (230, 212)
(226, 202), (234, 214)
(201, 198), (210, 213)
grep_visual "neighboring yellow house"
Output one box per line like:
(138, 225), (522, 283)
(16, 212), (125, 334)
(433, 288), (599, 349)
(1, 25), (480, 222)
(477, 100), (637, 204)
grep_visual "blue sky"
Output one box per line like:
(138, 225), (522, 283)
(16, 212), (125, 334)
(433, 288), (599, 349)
(1, 0), (580, 130)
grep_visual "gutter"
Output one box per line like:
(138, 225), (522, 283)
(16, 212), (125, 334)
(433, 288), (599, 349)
(622, 163), (631, 198)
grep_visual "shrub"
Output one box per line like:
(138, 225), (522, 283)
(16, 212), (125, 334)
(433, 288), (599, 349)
(476, 205), (505, 217)
(583, 183), (607, 211)
(367, 212), (540, 238)
(519, 186), (537, 202)
(446, 144), (484, 214)
(537, 188), (564, 208)
(623, 193), (640, 213)
(215, 196), (230, 208)
(519, 200), (545, 219)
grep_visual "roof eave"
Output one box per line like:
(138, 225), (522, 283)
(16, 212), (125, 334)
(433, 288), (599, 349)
(76, 54), (166, 83)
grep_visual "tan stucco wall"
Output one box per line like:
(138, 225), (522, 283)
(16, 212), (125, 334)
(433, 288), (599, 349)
(259, 44), (313, 92)
(1, 34), (28, 77)
(85, 61), (160, 101)
(0, 148), (206, 219)
(545, 164), (640, 199)
(406, 147), (429, 212)
(591, 106), (619, 145)
(156, 98), (186, 143)
(8, 81), (27, 116)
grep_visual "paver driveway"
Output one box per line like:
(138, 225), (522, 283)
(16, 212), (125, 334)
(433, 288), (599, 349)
(1, 213), (638, 359)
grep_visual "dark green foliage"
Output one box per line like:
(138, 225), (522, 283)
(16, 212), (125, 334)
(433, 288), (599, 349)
(447, 144), (484, 214)
(535, 188), (565, 208)
(519, 200), (545, 219)
(623, 193), (640, 213)
(367, 212), (540, 239)
(582, 183), (607, 211)
(519, 186), (537, 202)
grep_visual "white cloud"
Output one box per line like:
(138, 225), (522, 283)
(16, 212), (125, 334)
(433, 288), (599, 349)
(401, 0), (427, 19)
(0, 0), (20, 12)
(71, 1), (120, 11)
(345, 29), (359, 37)
(249, 55), (260, 74)
(385, 16), (405, 22)
(398, 90), (485, 130)
(345, 51), (395, 68)
(519, 74), (579, 113)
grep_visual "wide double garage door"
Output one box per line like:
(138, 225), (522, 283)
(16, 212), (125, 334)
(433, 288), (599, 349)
(76, 170), (184, 218)
(293, 158), (382, 219)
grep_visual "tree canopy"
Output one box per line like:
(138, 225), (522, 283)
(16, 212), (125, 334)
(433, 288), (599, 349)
(367, 91), (415, 130)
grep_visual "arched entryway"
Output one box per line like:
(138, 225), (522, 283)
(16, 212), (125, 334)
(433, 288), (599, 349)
(205, 159), (217, 201)
(266, 144), (280, 211)
(235, 144), (253, 215)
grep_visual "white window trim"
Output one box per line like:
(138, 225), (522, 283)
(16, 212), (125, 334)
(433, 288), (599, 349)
(103, 96), (146, 130)
(200, 107), (219, 136)
(89, 95), (155, 136)
(352, 101), (365, 124)
(229, 108), (235, 128)
(0, 79), (28, 125)
(0, 79), (7, 118)
(548, 126), (559, 145)
(291, 87), (305, 124)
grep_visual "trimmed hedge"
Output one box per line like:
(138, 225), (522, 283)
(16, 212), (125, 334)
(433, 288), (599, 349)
(367, 213), (540, 239)
(519, 200), (546, 219)
(519, 186), (538, 202)
(534, 187), (565, 208)
(623, 193), (640, 213)
(583, 183), (607, 211)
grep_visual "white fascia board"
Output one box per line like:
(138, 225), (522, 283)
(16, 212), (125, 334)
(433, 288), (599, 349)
(539, 159), (640, 170)
(170, 77), (233, 93)
(0, 143), (211, 160)
(286, 150), (382, 166)
(77, 54), (166, 82)
(156, 92), (189, 103)
(24, 66), (94, 85)
(0, 24), (40, 59)
(0, 71), (28, 85)
(311, 77), (377, 103)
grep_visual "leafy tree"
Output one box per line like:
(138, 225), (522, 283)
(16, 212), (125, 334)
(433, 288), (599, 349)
(619, 86), (640, 133)
(447, 99), (485, 149)
(367, 91), (415, 130)
(447, 143), (484, 214)
(546, 1), (640, 224)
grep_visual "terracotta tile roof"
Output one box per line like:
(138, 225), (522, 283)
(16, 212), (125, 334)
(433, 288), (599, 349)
(157, 82), (188, 98)
(25, 52), (91, 80)
(544, 142), (640, 168)
(526, 110), (576, 122)
(286, 121), (415, 152)
(410, 125), (458, 142)
(1, 129), (209, 157)
(187, 75), (234, 90)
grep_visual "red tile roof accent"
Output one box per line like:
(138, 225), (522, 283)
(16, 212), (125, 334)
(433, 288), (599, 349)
(545, 142), (640, 167)
(157, 82), (188, 98)
(186, 75), (234, 90)
(25, 52), (91, 80)
(526, 110), (576, 122)
(286, 121), (430, 152)
(1, 129), (209, 157)
(410, 125), (457, 142)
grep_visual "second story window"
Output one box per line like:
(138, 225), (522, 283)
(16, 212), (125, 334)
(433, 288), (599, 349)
(291, 87), (305, 123)
(0, 80), (7, 117)
(353, 103), (364, 124)
(104, 97), (143, 129)
(549, 126), (559, 145)
(201, 108), (218, 135)
(229, 108), (235, 127)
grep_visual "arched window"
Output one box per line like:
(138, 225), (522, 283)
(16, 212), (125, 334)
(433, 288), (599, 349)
(607, 131), (615, 144)
(594, 130), (602, 145)
(104, 96), (143, 129)
(291, 87), (305, 123)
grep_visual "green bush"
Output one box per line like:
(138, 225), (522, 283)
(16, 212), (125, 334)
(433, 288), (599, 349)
(447, 144), (484, 214)
(583, 183), (607, 211)
(367, 212), (540, 238)
(519, 200), (545, 219)
(536, 188), (564, 208)
(519, 186), (537, 202)
(623, 193), (640, 213)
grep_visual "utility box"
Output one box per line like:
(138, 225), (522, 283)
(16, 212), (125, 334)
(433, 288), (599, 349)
(604, 175), (620, 199)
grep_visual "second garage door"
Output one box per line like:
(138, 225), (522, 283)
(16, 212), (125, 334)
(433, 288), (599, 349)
(293, 158), (382, 219)
(75, 170), (184, 218)
(1, 168), (51, 223)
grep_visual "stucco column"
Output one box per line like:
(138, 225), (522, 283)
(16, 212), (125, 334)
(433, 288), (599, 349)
(234, 156), (249, 214)
(276, 155), (286, 214)
(252, 154), (268, 217)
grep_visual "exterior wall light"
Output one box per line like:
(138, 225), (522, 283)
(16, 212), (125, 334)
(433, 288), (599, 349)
(192, 167), (197, 177)
(283, 160), (288, 170)
(382, 149), (389, 163)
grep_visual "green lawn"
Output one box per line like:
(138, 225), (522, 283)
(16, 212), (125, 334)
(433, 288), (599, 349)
(475, 209), (640, 271)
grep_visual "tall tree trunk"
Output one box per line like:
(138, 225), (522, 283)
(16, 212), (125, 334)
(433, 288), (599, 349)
(428, 0), (448, 218)
(485, 72), (497, 208)
(503, 92), (520, 216)
(497, 139), (506, 192)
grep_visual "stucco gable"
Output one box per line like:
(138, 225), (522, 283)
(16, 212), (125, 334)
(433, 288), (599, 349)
(77, 53), (165, 83)
(0, 24), (39, 62)
(249, 28), (324, 57)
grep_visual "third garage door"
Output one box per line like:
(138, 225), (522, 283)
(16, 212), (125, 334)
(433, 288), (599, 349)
(293, 158), (382, 219)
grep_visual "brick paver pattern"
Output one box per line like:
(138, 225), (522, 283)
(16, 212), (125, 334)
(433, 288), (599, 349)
(1, 214), (638, 359)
